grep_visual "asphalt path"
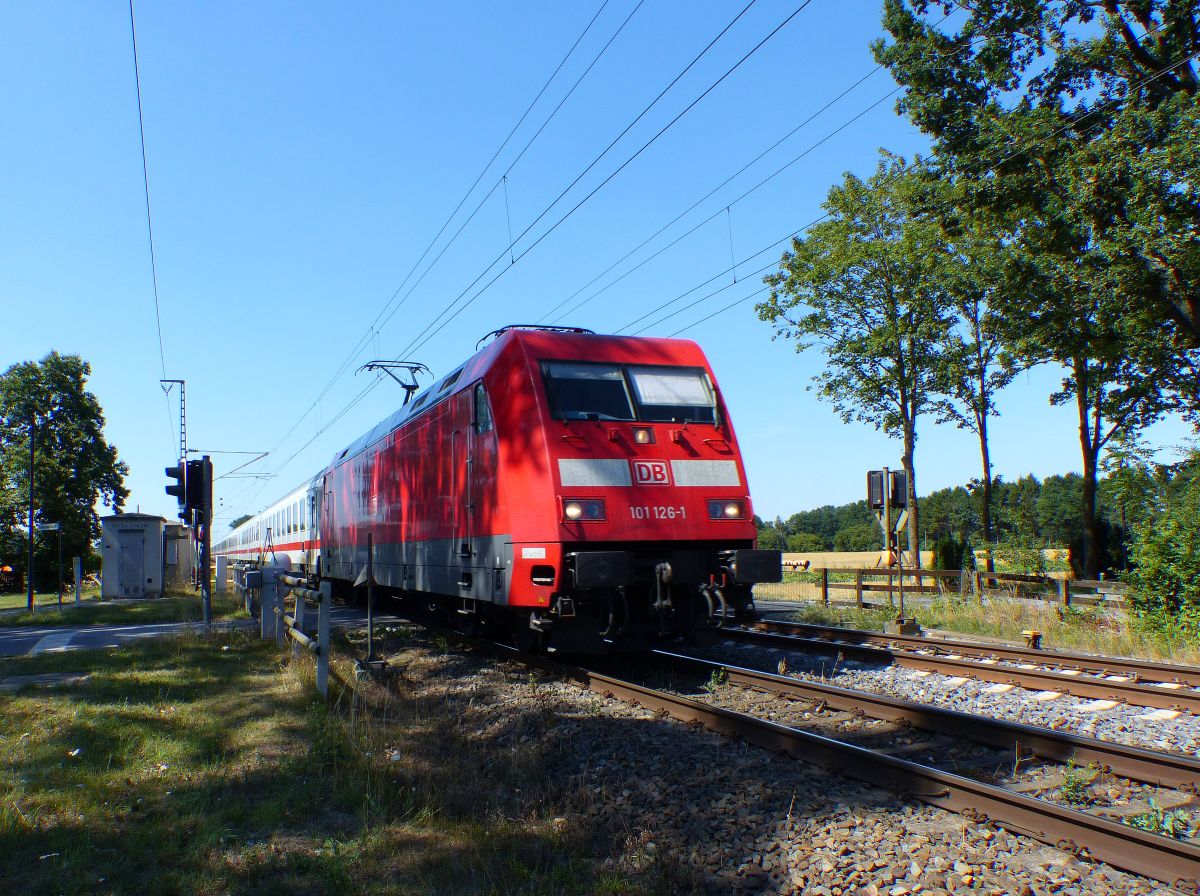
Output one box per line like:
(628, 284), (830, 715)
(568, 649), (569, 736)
(0, 605), (407, 658)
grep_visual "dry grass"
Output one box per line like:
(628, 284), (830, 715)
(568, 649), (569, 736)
(773, 597), (1200, 665)
(0, 626), (680, 895)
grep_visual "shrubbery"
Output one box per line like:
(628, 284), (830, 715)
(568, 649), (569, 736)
(1128, 458), (1200, 635)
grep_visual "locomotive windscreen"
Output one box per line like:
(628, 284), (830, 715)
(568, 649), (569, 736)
(544, 362), (636, 421)
(542, 361), (716, 424)
(628, 366), (716, 424)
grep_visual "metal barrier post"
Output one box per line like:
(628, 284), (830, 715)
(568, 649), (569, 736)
(317, 581), (331, 698)
(293, 581), (307, 657)
(820, 568), (829, 606)
(261, 570), (276, 640)
(366, 532), (376, 663)
(274, 573), (287, 648)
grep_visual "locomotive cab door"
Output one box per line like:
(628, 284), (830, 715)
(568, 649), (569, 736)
(468, 383), (497, 586)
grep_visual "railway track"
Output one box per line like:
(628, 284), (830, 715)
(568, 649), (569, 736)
(653, 648), (1200, 792)
(753, 618), (1200, 687)
(724, 623), (1200, 714)
(494, 645), (1200, 892)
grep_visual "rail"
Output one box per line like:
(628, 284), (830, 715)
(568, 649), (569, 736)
(722, 626), (1200, 714)
(472, 637), (1200, 891)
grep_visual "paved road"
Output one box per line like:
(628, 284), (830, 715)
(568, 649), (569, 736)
(0, 605), (407, 658)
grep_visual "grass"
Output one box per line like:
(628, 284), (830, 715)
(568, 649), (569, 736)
(0, 628), (679, 895)
(772, 597), (1200, 665)
(0, 589), (247, 629)
(0, 587), (102, 612)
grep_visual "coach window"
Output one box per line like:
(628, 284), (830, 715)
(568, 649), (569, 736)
(543, 361), (635, 421)
(473, 383), (492, 433)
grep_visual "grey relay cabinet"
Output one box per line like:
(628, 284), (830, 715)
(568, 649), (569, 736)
(100, 514), (194, 599)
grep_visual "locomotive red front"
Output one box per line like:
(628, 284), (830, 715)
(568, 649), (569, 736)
(318, 326), (781, 651)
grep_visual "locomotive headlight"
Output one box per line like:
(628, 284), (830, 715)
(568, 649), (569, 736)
(563, 499), (606, 522)
(632, 427), (654, 445)
(708, 500), (744, 520)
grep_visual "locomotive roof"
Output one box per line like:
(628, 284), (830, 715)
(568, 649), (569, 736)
(330, 329), (705, 467)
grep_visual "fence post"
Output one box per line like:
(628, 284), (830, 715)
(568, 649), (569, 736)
(274, 573), (287, 648)
(316, 581), (331, 698)
(974, 570), (983, 604)
(821, 567), (829, 607)
(855, 570), (864, 608)
(260, 570), (276, 640)
(292, 581), (306, 658)
(73, 556), (82, 604)
(1059, 577), (1071, 607)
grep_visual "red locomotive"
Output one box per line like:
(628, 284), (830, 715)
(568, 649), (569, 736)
(216, 326), (780, 651)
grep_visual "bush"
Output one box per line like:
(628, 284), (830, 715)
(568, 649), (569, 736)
(787, 532), (826, 553)
(1128, 460), (1200, 635)
(834, 523), (882, 552)
(933, 536), (967, 570)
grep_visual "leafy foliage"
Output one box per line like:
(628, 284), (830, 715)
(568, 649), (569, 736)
(1128, 453), (1200, 634)
(0, 353), (127, 582)
(874, 0), (1200, 575)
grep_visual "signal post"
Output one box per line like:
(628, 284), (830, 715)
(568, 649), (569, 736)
(867, 468), (920, 635)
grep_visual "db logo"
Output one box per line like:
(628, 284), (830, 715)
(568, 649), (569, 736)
(632, 460), (671, 485)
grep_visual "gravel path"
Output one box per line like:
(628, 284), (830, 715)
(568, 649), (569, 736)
(698, 638), (1200, 757)
(380, 633), (1191, 895)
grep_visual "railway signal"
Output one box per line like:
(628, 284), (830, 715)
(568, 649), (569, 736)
(165, 462), (186, 519)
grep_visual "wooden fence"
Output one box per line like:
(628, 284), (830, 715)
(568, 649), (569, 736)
(762, 566), (1127, 608)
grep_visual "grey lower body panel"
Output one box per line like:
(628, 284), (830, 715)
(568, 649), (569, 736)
(323, 533), (513, 604)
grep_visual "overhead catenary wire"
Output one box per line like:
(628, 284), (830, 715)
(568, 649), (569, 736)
(652, 45), (1200, 341)
(394, 0), (816, 363)
(249, 0), (635, 470)
(226, 13), (1187, 523)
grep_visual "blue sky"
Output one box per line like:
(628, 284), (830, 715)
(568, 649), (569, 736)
(2, 1), (1191, 529)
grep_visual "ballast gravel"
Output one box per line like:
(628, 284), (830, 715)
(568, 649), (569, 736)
(379, 634), (1190, 896)
(697, 638), (1200, 758)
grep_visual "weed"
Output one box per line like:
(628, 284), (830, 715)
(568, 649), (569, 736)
(1124, 798), (1196, 839)
(1058, 759), (1099, 804)
(701, 668), (728, 694)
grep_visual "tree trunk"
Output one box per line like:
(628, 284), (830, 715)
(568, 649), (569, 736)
(1075, 357), (1102, 579)
(978, 413), (995, 573)
(902, 422), (919, 568)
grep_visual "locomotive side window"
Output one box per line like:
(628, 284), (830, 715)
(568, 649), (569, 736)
(543, 362), (635, 421)
(473, 383), (493, 432)
(628, 366), (717, 424)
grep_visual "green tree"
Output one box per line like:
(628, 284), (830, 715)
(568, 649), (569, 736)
(759, 155), (958, 562)
(874, 0), (1200, 350)
(756, 526), (785, 552)
(229, 513), (253, 530)
(786, 532), (826, 553)
(875, 0), (1198, 574)
(835, 523), (883, 553)
(929, 228), (1019, 569)
(0, 353), (128, 583)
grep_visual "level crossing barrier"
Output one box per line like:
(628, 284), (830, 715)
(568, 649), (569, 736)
(250, 568), (331, 697)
